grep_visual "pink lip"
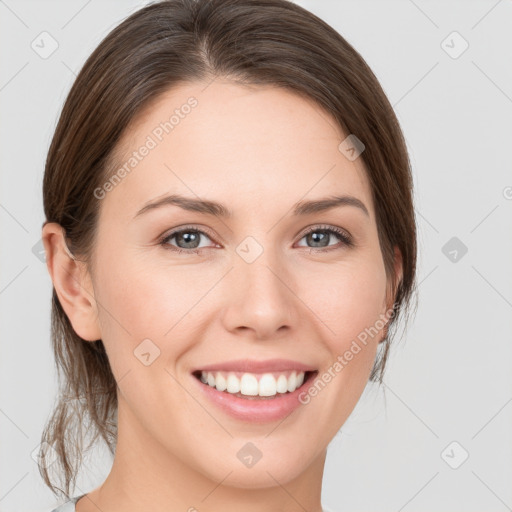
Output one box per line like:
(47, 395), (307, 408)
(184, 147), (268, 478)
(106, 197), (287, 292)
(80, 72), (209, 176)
(191, 358), (317, 374)
(192, 370), (318, 423)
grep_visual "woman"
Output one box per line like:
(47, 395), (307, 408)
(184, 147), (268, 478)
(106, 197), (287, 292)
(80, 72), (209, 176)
(40, 0), (417, 510)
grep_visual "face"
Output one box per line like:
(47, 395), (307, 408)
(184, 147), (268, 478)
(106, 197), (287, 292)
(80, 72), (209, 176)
(54, 80), (400, 491)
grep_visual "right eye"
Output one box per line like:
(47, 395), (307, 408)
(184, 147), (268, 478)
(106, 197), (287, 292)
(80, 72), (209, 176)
(159, 226), (219, 254)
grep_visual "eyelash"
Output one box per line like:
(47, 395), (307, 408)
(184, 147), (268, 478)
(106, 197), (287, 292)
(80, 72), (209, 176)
(158, 224), (353, 255)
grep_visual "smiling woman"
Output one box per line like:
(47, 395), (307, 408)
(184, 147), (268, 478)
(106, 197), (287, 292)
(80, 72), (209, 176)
(39, 1), (417, 511)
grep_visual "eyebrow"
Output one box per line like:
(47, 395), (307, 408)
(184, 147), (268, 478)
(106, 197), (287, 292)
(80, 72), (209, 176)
(133, 193), (370, 219)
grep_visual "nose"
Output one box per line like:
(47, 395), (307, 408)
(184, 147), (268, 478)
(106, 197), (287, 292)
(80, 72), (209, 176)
(220, 250), (298, 340)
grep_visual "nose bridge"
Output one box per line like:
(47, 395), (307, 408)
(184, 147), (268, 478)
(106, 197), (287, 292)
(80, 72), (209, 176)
(221, 235), (297, 337)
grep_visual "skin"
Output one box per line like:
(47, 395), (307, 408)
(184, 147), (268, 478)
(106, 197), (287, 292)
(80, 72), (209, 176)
(43, 79), (402, 512)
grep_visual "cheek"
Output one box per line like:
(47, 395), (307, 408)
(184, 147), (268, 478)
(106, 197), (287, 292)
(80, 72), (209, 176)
(91, 247), (230, 386)
(95, 247), (205, 333)
(298, 257), (388, 353)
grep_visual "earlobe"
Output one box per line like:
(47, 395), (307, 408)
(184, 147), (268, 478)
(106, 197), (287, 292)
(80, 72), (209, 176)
(42, 222), (102, 342)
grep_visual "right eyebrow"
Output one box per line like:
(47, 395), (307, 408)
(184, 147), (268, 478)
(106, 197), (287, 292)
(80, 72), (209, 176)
(134, 194), (232, 219)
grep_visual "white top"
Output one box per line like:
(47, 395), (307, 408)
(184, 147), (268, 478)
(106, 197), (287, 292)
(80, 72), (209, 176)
(50, 495), (84, 512)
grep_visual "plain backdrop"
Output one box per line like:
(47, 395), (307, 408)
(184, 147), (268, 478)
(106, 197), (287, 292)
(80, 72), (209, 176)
(1, 1), (511, 511)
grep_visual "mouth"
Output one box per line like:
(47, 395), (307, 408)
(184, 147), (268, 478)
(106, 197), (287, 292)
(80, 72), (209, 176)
(192, 369), (318, 400)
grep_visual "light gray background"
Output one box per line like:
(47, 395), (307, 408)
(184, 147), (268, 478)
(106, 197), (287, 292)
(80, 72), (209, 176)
(1, 0), (511, 511)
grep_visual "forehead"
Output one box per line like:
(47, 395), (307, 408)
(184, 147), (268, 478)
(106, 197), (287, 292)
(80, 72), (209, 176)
(101, 79), (373, 222)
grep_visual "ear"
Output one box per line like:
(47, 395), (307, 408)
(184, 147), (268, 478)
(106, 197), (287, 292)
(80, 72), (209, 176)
(42, 222), (102, 342)
(380, 245), (403, 343)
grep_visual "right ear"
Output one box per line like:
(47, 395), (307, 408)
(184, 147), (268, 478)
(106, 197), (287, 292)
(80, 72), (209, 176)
(41, 222), (102, 342)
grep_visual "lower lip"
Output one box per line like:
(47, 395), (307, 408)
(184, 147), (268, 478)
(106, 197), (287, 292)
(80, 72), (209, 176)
(192, 371), (318, 423)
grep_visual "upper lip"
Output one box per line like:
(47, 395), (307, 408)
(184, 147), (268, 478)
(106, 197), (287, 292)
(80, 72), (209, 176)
(192, 359), (317, 374)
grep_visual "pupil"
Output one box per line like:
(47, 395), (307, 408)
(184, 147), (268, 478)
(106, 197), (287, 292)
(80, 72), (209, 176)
(309, 231), (328, 247)
(178, 231), (199, 248)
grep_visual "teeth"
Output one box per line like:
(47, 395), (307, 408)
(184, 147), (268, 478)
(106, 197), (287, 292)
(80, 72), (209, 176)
(276, 374), (288, 393)
(199, 370), (307, 397)
(241, 373), (259, 395)
(215, 372), (227, 392)
(226, 373), (240, 393)
(259, 373), (277, 397)
(287, 372), (297, 392)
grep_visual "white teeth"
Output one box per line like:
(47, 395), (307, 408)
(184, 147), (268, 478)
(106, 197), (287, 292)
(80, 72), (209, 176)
(287, 371), (297, 392)
(240, 373), (259, 395)
(276, 374), (288, 393)
(226, 373), (240, 393)
(198, 370), (307, 397)
(258, 373), (277, 397)
(215, 372), (227, 392)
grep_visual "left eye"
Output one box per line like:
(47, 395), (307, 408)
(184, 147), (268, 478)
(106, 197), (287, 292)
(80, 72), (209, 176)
(296, 226), (352, 249)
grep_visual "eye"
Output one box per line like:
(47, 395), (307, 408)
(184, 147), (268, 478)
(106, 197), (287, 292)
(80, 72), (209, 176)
(159, 225), (218, 254)
(296, 225), (353, 251)
(159, 224), (353, 255)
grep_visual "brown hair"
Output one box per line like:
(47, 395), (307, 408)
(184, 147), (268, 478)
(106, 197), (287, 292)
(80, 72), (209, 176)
(39, 0), (417, 498)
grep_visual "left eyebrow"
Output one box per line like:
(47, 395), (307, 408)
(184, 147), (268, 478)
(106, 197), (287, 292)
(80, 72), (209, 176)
(133, 193), (369, 219)
(292, 195), (370, 217)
